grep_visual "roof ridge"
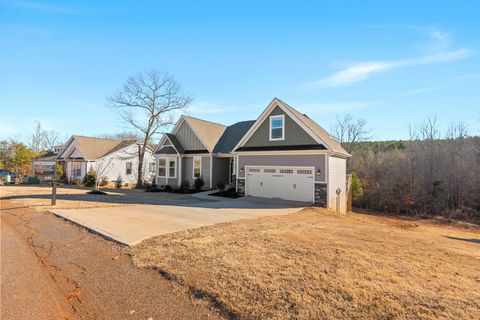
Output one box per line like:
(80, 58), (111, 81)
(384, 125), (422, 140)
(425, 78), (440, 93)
(183, 115), (227, 127)
(73, 135), (123, 142)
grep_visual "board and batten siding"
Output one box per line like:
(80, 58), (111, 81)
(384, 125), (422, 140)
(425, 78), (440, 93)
(243, 106), (317, 147)
(181, 156), (211, 189)
(237, 155), (326, 182)
(327, 156), (347, 213)
(175, 121), (207, 150)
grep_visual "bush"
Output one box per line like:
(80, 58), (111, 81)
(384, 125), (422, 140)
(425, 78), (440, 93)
(194, 177), (205, 191)
(217, 181), (226, 191)
(351, 173), (364, 199)
(84, 169), (96, 187)
(180, 180), (190, 193)
(72, 178), (82, 186)
(164, 185), (173, 192)
(115, 175), (122, 188)
(100, 176), (108, 187)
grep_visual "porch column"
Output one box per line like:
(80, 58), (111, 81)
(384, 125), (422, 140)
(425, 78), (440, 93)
(178, 156), (182, 186)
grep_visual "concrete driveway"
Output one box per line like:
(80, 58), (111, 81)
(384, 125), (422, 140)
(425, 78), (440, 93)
(51, 197), (306, 246)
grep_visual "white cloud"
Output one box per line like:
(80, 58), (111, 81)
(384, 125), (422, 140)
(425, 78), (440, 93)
(398, 86), (438, 97)
(303, 27), (471, 89)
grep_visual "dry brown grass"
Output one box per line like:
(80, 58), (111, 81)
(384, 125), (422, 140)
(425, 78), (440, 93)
(131, 208), (480, 320)
(0, 185), (202, 211)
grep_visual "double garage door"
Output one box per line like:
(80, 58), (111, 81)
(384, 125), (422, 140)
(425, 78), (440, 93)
(245, 166), (314, 203)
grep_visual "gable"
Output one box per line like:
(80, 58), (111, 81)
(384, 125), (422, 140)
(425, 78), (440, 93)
(242, 106), (318, 148)
(175, 121), (208, 151)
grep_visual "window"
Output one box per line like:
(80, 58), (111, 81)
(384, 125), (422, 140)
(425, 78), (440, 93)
(149, 162), (156, 173)
(248, 168), (260, 173)
(72, 162), (82, 176)
(168, 159), (176, 178)
(263, 168), (276, 173)
(279, 169), (293, 174)
(297, 169), (312, 175)
(269, 115), (285, 140)
(193, 157), (201, 178)
(126, 162), (132, 175)
(158, 158), (166, 177)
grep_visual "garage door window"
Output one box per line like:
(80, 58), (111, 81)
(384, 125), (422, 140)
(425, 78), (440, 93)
(264, 168), (276, 173)
(279, 169), (293, 174)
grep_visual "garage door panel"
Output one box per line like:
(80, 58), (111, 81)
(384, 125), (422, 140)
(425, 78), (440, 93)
(246, 166), (313, 202)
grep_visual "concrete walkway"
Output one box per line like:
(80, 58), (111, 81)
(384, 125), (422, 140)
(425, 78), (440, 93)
(51, 198), (305, 246)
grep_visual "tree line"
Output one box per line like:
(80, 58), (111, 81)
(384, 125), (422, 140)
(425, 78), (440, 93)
(333, 115), (480, 222)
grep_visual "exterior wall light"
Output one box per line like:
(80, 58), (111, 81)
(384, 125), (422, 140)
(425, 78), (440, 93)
(316, 169), (321, 176)
(240, 167), (244, 174)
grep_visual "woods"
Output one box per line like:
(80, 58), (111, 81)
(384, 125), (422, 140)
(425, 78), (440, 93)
(344, 118), (480, 222)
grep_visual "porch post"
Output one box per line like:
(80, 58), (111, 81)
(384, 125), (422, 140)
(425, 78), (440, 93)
(178, 156), (182, 187)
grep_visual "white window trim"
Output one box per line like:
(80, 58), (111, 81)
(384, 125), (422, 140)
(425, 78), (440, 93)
(126, 161), (133, 175)
(158, 157), (167, 178)
(269, 114), (285, 141)
(193, 156), (202, 179)
(168, 158), (177, 178)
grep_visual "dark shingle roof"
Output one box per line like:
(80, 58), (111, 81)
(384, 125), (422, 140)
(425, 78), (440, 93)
(165, 133), (185, 154)
(213, 120), (256, 154)
(33, 151), (58, 161)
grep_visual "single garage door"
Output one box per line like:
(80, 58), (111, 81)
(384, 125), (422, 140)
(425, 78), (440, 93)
(245, 166), (314, 203)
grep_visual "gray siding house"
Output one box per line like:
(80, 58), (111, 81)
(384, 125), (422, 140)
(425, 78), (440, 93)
(154, 98), (350, 211)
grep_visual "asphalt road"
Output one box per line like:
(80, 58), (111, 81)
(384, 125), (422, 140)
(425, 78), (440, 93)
(0, 199), (224, 320)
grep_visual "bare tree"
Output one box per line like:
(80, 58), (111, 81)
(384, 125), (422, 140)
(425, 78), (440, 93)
(108, 70), (192, 187)
(89, 158), (113, 190)
(96, 131), (145, 142)
(30, 121), (44, 153)
(41, 130), (62, 151)
(331, 114), (372, 152)
(29, 121), (63, 152)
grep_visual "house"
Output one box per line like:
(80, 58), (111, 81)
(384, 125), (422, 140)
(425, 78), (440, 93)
(154, 98), (350, 211)
(57, 136), (155, 185)
(32, 145), (64, 183)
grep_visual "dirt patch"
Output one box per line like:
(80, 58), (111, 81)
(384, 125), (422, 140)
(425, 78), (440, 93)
(131, 207), (480, 320)
(1, 199), (223, 319)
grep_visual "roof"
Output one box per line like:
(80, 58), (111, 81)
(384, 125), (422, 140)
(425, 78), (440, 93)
(182, 116), (226, 152)
(213, 120), (256, 153)
(63, 136), (140, 161)
(277, 98), (350, 156)
(165, 133), (185, 154)
(33, 151), (58, 161)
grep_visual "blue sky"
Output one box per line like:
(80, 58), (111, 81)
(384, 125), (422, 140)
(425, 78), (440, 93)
(1, 0), (479, 143)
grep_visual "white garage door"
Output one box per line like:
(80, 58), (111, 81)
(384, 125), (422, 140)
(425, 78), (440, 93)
(245, 166), (314, 203)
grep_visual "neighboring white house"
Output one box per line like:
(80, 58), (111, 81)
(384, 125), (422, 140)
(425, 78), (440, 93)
(57, 135), (155, 185)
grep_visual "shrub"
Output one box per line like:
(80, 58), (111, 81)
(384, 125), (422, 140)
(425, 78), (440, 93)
(164, 185), (173, 192)
(72, 178), (82, 186)
(124, 183), (129, 188)
(84, 169), (96, 187)
(194, 177), (205, 191)
(115, 175), (122, 188)
(217, 181), (226, 191)
(351, 173), (364, 199)
(100, 176), (108, 187)
(180, 180), (190, 193)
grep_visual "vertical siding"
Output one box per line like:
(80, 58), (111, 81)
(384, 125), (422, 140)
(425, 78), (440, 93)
(327, 156), (346, 213)
(176, 121), (206, 150)
(211, 157), (229, 188)
(243, 106), (317, 147)
(181, 156), (210, 189)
